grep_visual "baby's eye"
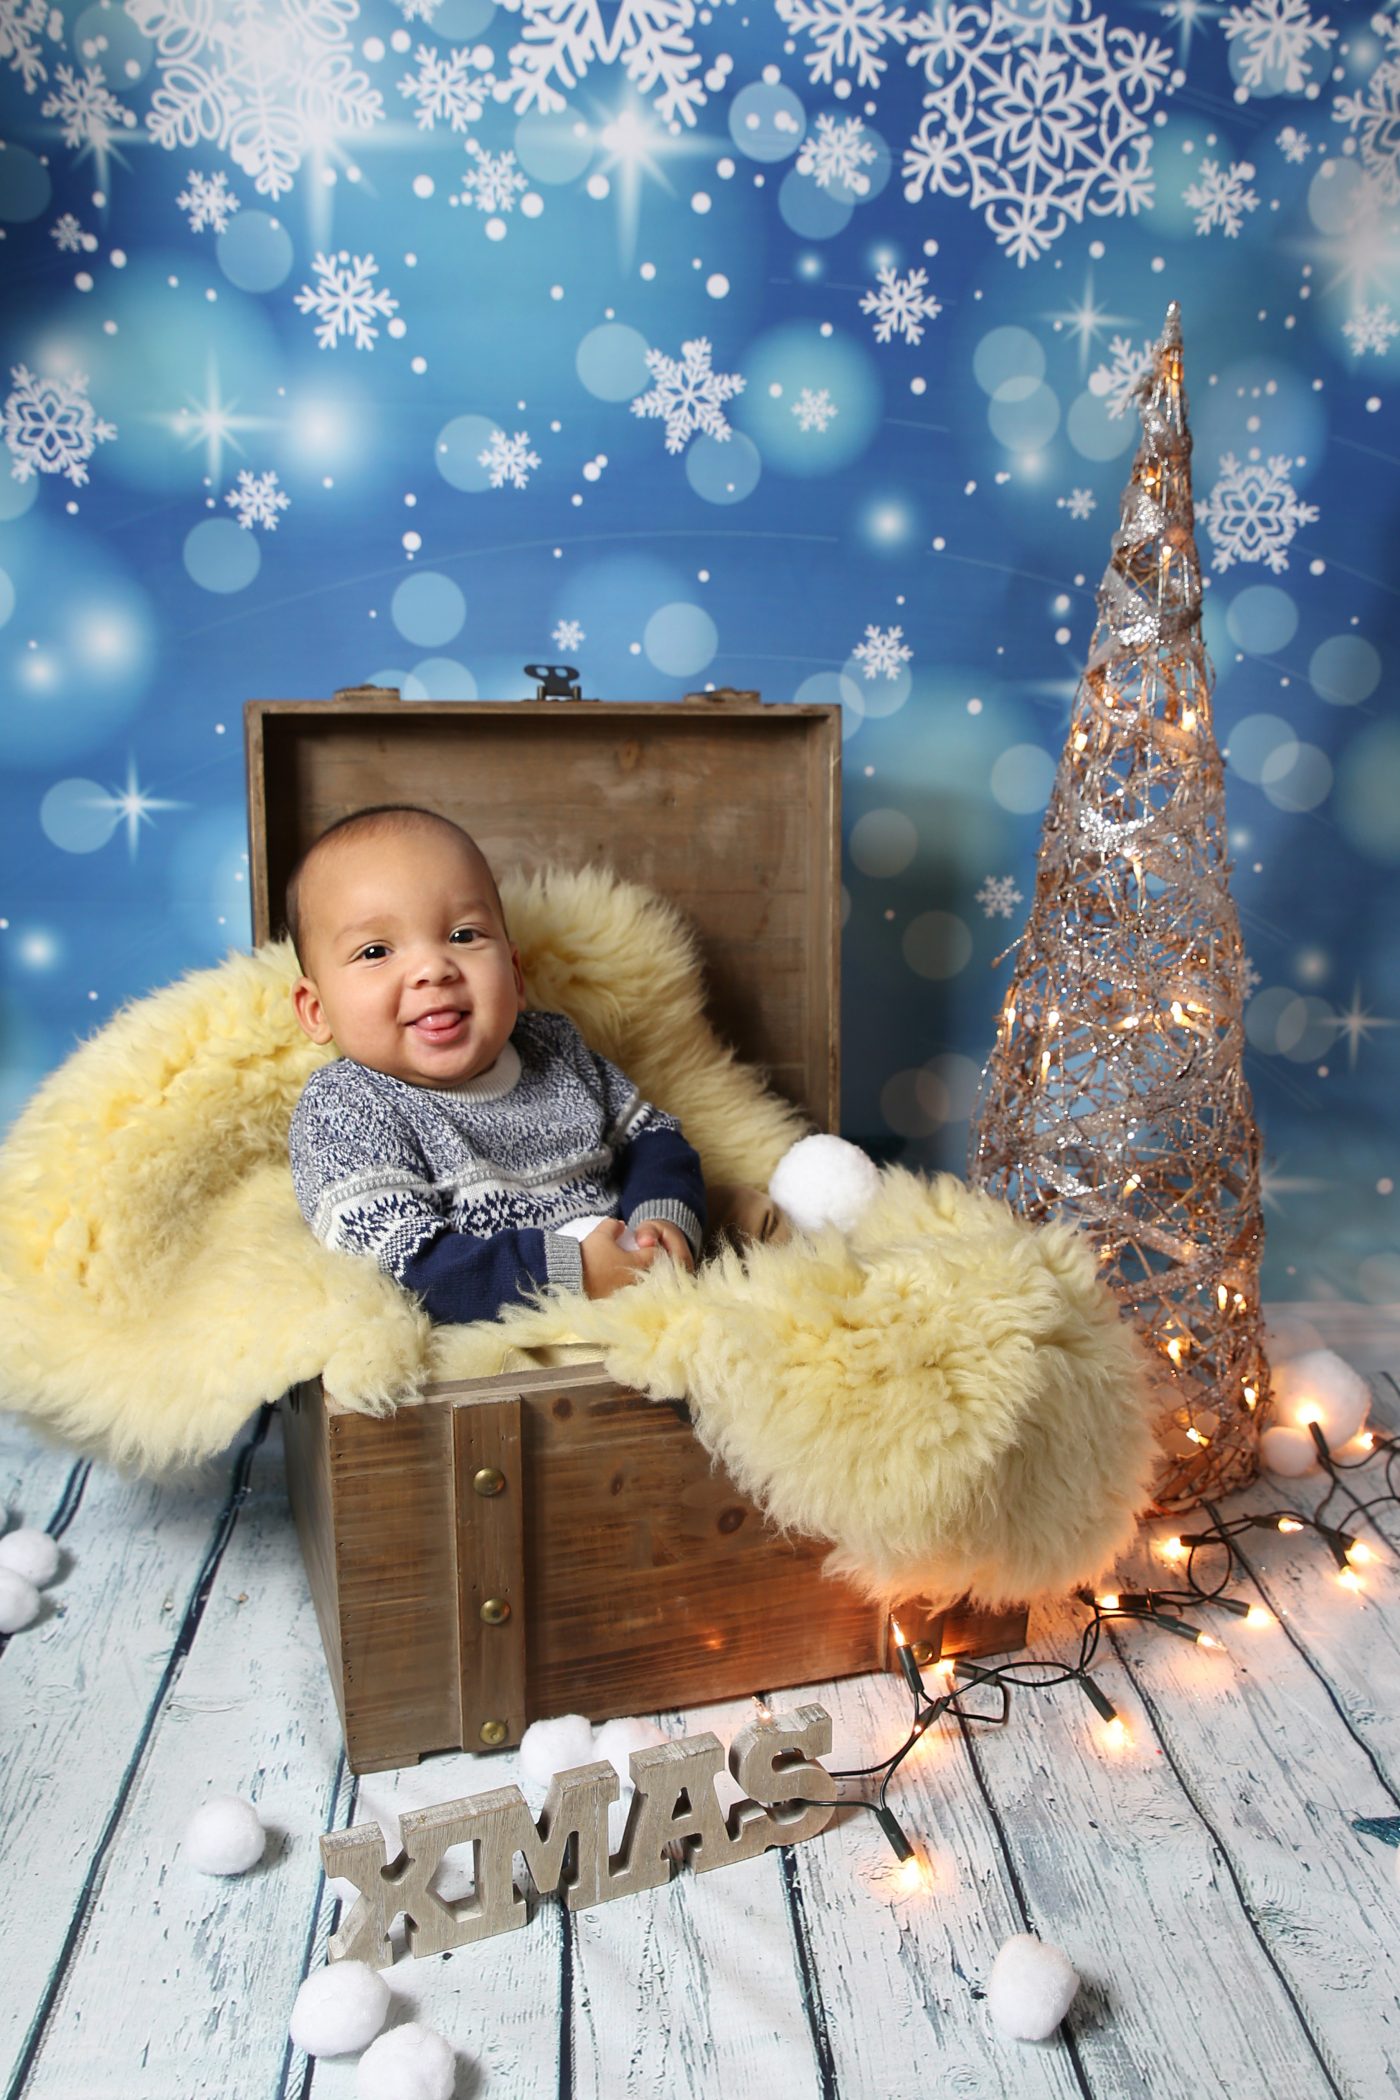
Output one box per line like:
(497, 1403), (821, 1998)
(449, 926), (482, 944)
(356, 942), (389, 961)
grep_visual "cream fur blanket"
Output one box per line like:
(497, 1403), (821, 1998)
(0, 866), (1154, 1607)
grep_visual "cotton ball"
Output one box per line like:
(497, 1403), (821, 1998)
(770, 1133), (881, 1235)
(1272, 1350), (1370, 1449)
(0, 1528), (61, 1586)
(356, 2022), (455, 2100)
(986, 1933), (1080, 2040)
(182, 1794), (267, 1875)
(593, 1714), (666, 1778)
(1260, 1424), (1320, 1478)
(290, 1962), (391, 2057)
(519, 1713), (595, 1789)
(0, 1566), (41, 1633)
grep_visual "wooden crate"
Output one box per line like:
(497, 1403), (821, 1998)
(247, 691), (1027, 1772)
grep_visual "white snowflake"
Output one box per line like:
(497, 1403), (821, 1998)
(478, 429), (541, 488)
(295, 251), (398, 351)
(495, 0), (720, 127)
(901, 0), (1179, 267)
(50, 210), (85, 250)
(852, 623), (913, 680)
(860, 262), (941, 345)
(631, 337), (746, 453)
(552, 617), (585, 649)
(1, 0), (61, 93)
(1242, 955), (1263, 996)
(795, 111), (878, 194)
(1058, 487), (1097, 518)
(1334, 17), (1400, 206)
(458, 140), (529, 212)
(1342, 303), (1399, 355)
(225, 467), (290, 530)
(792, 386), (839, 432)
(3, 363), (115, 486)
(394, 0), (441, 19)
(1197, 452), (1319, 573)
(176, 168), (240, 234)
(127, 0), (384, 201)
(776, 0), (912, 89)
(40, 59), (136, 149)
(1088, 333), (1155, 418)
(1221, 0), (1335, 97)
(976, 874), (1024, 919)
(1276, 123), (1311, 162)
(1184, 156), (1259, 235)
(399, 43), (495, 132)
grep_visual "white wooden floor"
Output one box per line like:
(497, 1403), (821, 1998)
(4, 1305), (1400, 2100)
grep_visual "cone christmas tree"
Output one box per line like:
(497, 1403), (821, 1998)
(968, 303), (1269, 1511)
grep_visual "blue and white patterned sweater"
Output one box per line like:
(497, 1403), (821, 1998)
(288, 1010), (705, 1324)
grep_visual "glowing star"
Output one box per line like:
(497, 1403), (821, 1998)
(3, 364), (116, 486)
(96, 761), (189, 859)
(169, 363), (277, 484)
(1326, 984), (1398, 1071)
(1045, 269), (1134, 371)
(631, 337), (745, 453)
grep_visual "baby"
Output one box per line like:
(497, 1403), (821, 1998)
(286, 804), (705, 1321)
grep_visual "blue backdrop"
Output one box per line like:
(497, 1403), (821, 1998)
(1, 0), (1396, 1308)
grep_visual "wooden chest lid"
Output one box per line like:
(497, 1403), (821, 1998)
(244, 691), (841, 1128)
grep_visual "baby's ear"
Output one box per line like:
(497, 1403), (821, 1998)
(510, 944), (527, 1009)
(292, 975), (335, 1046)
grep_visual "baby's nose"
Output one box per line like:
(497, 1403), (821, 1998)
(409, 944), (462, 982)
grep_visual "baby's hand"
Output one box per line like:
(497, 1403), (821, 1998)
(631, 1219), (696, 1274)
(580, 1218), (655, 1299)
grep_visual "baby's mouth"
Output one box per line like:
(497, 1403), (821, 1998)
(410, 1008), (469, 1042)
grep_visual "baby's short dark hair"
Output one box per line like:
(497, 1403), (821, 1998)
(284, 804), (501, 964)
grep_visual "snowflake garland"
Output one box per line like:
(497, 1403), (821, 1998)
(1, 0), (62, 93)
(40, 59), (136, 149)
(494, 0), (731, 128)
(976, 874), (1024, 919)
(552, 617), (585, 650)
(478, 429), (541, 488)
(399, 43), (496, 132)
(3, 363), (116, 486)
(792, 386), (839, 432)
(1220, 0), (1336, 98)
(1184, 157), (1260, 235)
(852, 623), (913, 680)
(295, 252), (399, 351)
(860, 263), (941, 345)
(1342, 303), (1399, 356)
(177, 169), (240, 235)
(458, 140), (529, 213)
(795, 111), (878, 194)
(631, 337), (746, 453)
(1197, 452), (1319, 573)
(225, 468), (290, 530)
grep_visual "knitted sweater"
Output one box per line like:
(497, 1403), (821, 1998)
(288, 1010), (705, 1324)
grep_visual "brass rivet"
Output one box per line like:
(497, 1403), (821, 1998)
(480, 1597), (511, 1625)
(910, 1641), (935, 1668)
(479, 1718), (508, 1746)
(473, 1466), (506, 1498)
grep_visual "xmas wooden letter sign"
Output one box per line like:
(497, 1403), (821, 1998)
(321, 1705), (837, 1964)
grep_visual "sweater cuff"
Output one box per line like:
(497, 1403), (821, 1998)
(543, 1231), (585, 1294)
(626, 1199), (703, 1259)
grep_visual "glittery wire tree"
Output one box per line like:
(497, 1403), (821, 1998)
(968, 302), (1269, 1513)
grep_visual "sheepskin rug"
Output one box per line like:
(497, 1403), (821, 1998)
(0, 866), (1156, 1605)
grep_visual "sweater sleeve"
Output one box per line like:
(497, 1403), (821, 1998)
(584, 1040), (706, 1257)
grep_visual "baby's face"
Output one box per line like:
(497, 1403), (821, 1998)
(292, 826), (525, 1089)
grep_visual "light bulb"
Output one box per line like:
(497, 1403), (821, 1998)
(1345, 1540), (1374, 1567)
(1103, 1717), (1129, 1750)
(1277, 1517), (1304, 1534)
(1097, 1592), (1120, 1611)
(1338, 1567), (1363, 1593)
(1160, 1537), (1185, 1563)
(1244, 1606), (1273, 1630)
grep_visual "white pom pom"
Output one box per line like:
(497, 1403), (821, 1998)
(1260, 1424), (1320, 1478)
(0, 1566), (41, 1634)
(182, 1794), (267, 1876)
(0, 1528), (60, 1587)
(1272, 1349), (1370, 1449)
(593, 1715), (666, 1778)
(519, 1714), (595, 1789)
(290, 1962), (391, 2058)
(770, 1134), (881, 1235)
(356, 2021), (456, 2100)
(986, 1932), (1080, 2040)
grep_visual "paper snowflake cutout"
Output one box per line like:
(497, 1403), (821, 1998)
(225, 467), (290, 530)
(1197, 452), (1319, 573)
(976, 874), (1024, 919)
(776, 0), (913, 89)
(860, 262), (941, 345)
(295, 251), (398, 351)
(1058, 487), (1097, 518)
(128, 0), (384, 201)
(2, 0), (62, 93)
(1276, 124), (1311, 162)
(852, 623), (912, 680)
(40, 59), (136, 148)
(792, 386), (839, 432)
(796, 112), (878, 193)
(459, 140), (529, 212)
(478, 429), (541, 488)
(1088, 334), (1155, 418)
(1333, 13), (1400, 205)
(395, 0), (440, 19)
(1221, 0), (1335, 98)
(50, 210), (87, 250)
(1184, 156), (1259, 235)
(177, 168), (239, 234)
(1342, 303), (1399, 355)
(3, 363), (115, 485)
(399, 43), (495, 132)
(552, 617), (585, 649)
(901, 0), (1179, 266)
(631, 337), (745, 453)
(495, 0), (720, 127)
